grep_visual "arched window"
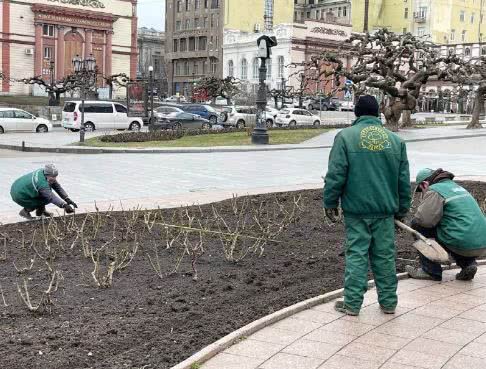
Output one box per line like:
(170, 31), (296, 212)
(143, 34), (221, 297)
(252, 58), (259, 79)
(228, 60), (234, 77)
(465, 47), (471, 56)
(482, 47), (486, 56)
(277, 56), (285, 78)
(241, 58), (248, 80)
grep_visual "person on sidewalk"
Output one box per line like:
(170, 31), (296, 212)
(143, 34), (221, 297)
(323, 95), (411, 316)
(10, 164), (77, 219)
(406, 168), (486, 281)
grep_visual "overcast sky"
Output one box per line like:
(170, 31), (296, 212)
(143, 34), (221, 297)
(138, 0), (165, 30)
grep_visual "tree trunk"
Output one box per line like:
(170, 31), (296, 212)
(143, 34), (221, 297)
(363, 0), (369, 33)
(54, 92), (62, 106)
(383, 98), (402, 132)
(467, 91), (484, 129)
(48, 92), (58, 106)
(109, 83), (113, 100)
(400, 110), (413, 128)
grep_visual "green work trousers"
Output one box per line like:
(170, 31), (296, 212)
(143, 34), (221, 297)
(343, 216), (397, 313)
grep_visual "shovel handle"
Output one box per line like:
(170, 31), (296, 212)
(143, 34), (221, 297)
(394, 220), (430, 244)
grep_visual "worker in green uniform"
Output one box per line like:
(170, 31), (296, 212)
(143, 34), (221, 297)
(11, 164), (77, 220)
(407, 168), (486, 281)
(323, 95), (411, 316)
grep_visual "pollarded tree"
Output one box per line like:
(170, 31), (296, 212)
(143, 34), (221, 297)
(194, 76), (241, 105)
(103, 73), (131, 100)
(20, 75), (78, 106)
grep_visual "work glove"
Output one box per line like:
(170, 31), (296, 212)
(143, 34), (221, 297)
(325, 208), (340, 223)
(63, 204), (75, 214)
(65, 198), (78, 208)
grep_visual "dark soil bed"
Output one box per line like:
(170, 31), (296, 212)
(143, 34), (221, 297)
(0, 182), (484, 369)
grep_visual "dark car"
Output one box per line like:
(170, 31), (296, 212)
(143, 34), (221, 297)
(180, 104), (219, 124)
(304, 97), (340, 111)
(149, 112), (211, 131)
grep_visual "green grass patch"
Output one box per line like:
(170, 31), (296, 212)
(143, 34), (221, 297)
(81, 128), (331, 148)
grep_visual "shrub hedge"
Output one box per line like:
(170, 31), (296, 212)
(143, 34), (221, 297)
(100, 124), (347, 143)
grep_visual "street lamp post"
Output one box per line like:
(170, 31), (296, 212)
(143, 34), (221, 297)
(148, 65), (154, 124)
(72, 54), (97, 143)
(252, 35), (277, 145)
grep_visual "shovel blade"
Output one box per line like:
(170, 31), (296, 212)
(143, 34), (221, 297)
(413, 239), (450, 264)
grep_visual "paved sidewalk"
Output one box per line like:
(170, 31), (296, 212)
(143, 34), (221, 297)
(202, 266), (486, 369)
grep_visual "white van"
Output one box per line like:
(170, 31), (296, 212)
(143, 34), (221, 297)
(62, 101), (143, 132)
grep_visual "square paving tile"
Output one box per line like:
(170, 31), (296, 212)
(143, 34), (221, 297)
(428, 299), (476, 313)
(311, 303), (345, 316)
(259, 352), (324, 369)
(374, 321), (432, 339)
(474, 333), (486, 344)
(443, 293), (486, 306)
(442, 354), (486, 369)
(270, 318), (322, 334)
(202, 352), (264, 369)
(224, 339), (285, 360)
(319, 319), (374, 337)
(459, 341), (486, 359)
(380, 362), (423, 369)
(292, 309), (342, 325)
(463, 287), (486, 297)
(390, 313), (445, 330)
(355, 331), (411, 350)
(403, 337), (462, 358)
(459, 308), (486, 323)
(422, 326), (481, 346)
(342, 305), (399, 326)
(388, 349), (452, 369)
(337, 342), (396, 364)
(317, 354), (382, 369)
(250, 327), (304, 345)
(282, 338), (342, 360)
(303, 327), (356, 346)
(439, 317), (486, 335)
(414, 305), (463, 320)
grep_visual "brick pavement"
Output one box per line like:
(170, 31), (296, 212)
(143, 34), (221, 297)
(202, 266), (486, 369)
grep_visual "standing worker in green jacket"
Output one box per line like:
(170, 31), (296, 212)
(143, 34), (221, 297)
(406, 168), (486, 281)
(11, 164), (78, 220)
(323, 95), (411, 316)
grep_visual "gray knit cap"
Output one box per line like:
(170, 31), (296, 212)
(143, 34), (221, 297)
(44, 164), (59, 177)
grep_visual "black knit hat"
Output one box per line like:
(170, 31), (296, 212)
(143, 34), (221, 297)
(354, 95), (380, 117)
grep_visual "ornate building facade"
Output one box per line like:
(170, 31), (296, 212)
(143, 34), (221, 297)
(0, 0), (138, 95)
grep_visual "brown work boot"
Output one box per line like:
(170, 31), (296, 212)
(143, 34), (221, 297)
(19, 209), (33, 220)
(334, 300), (359, 316)
(36, 207), (53, 217)
(456, 265), (477, 281)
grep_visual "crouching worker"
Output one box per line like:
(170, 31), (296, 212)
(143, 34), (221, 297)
(407, 168), (486, 281)
(11, 164), (78, 219)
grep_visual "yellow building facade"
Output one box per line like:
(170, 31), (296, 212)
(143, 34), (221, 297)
(351, 0), (486, 44)
(224, 0), (294, 33)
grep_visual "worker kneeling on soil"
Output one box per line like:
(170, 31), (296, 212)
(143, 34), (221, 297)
(406, 168), (486, 281)
(323, 95), (411, 316)
(11, 164), (77, 220)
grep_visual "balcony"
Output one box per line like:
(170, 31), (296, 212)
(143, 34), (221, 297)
(414, 12), (427, 23)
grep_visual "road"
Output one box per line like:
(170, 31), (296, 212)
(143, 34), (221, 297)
(1, 135), (485, 223)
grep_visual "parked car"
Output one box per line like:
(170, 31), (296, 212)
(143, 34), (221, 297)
(205, 96), (230, 106)
(164, 95), (187, 103)
(303, 97), (340, 111)
(154, 105), (184, 120)
(339, 100), (355, 111)
(275, 108), (321, 127)
(0, 108), (52, 134)
(62, 101), (143, 132)
(180, 104), (219, 124)
(219, 106), (255, 128)
(150, 112), (211, 131)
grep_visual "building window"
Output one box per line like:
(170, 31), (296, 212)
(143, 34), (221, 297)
(203, 17), (208, 28)
(482, 47), (486, 55)
(205, 0), (209, 8)
(460, 10), (465, 22)
(228, 60), (234, 77)
(316, 10), (320, 20)
(252, 58), (259, 79)
(177, 0), (182, 12)
(185, 19), (191, 30)
(193, 62), (199, 76)
(173, 39), (179, 52)
(471, 12), (475, 24)
(266, 61), (272, 79)
(43, 24), (54, 37)
(189, 37), (196, 51)
(404, 8), (408, 19)
(185, 0), (189, 11)
(43, 47), (53, 59)
(199, 36), (207, 50)
(211, 0), (219, 9)
(241, 58), (248, 80)
(450, 29), (455, 41)
(338, 7), (342, 17)
(277, 56), (284, 78)
(180, 38), (187, 52)
(176, 62), (181, 76)
(417, 27), (425, 37)
(184, 61), (189, 75)
(176, 21), (182, 31)
(465, 47), (471, 56)
(210, 58), (217, 74)
(343, 7), (347, 17)
(462, 30), (466, 42)
(195, 0), (200, 9)
(195, 18), (200, 28)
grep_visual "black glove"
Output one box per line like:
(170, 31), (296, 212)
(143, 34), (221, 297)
(63, 204), (75, 214)
(65, 198), (78, 208)
(325, 208), (340, 223)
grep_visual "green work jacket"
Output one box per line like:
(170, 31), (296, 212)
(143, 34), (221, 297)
(323, 115), (411, 218)
(10, 169), (51, 209)
(430, 180), (486, 252)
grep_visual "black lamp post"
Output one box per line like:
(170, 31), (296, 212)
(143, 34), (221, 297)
(148, 65), (154, 124)
(72, 53), (97, 143)
(252, 35), (277, 145)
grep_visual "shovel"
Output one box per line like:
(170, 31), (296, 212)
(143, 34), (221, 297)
(395, 220), (450, 264)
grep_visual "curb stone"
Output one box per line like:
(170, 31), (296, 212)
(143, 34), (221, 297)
(2, 132), (486, 155)
(171, 259), (486, 369)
